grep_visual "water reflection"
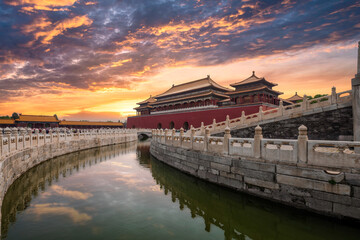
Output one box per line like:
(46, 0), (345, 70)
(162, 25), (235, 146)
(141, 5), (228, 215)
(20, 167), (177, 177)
(150, 152), (360, 240)
(1, 142), (136, 238)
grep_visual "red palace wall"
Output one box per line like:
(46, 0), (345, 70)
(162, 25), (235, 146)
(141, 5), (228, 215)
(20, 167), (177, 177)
(127, 104), (273, 129)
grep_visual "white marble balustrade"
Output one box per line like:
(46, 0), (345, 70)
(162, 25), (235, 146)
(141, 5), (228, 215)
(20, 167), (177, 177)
(152, 125), (360, 171)
(0, 127), (138, 159)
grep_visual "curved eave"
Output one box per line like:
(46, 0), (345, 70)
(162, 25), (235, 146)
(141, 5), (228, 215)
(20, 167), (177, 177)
(227, 86), (283, 96)
(152, 91), (228, 106)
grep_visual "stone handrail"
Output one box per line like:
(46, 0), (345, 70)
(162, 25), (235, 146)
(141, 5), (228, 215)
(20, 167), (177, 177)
(192, 87), (353, 135)
(152, 125), (360, 171)
(0, 127), (138, 159)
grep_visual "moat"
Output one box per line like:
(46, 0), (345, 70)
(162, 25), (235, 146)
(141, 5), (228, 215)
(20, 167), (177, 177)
(1, 141), (360, 240)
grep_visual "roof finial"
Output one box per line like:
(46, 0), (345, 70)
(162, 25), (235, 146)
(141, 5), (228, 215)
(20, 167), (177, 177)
(172, 84), (175, 87)
(207, 75), (210, 79)
(295, 92), (297, 95)
(252, 71), (255, 76)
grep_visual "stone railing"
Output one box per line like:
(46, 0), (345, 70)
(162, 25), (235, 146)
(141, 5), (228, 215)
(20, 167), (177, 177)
(0, 127), (138, 159)
(152, 125), (360, 170)
(193, 87), (352, 135)
(151, 126), (360, 220)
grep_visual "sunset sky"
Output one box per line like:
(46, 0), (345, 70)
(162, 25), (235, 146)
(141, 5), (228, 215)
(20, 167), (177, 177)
(0, 0), (359, 121)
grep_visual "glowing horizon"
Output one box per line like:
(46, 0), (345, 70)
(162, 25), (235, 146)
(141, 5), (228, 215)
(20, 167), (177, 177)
(0, 0), (359, 121)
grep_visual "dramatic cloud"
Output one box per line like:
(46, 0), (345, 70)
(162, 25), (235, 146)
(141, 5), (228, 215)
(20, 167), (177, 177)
(0, 0), (359, 119)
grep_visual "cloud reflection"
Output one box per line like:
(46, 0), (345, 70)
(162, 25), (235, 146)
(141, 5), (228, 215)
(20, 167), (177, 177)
(49, 185), (93, 200)
(28, 203), (92, 224)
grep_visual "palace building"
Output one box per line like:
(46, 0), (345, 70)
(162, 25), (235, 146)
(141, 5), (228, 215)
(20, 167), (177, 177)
(0, 114), (124, 129)
(127, 72), (285, 129)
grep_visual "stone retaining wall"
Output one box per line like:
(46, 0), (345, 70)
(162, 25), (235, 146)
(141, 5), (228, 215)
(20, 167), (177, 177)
(0, 132), (137, 237)
(150, 141), (360, 221)
(215, 106), (353, 140)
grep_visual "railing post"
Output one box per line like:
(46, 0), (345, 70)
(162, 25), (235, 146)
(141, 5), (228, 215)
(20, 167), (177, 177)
(225, 115), (230, 127)
(20, 127), (26, 149)
(49, 129), (53, 143)
(278, 100), (283, 116)
(5, 127), (11, 153)
(35, 129), (39, 146)
(12, 127), (18, 151)
(200, 122), (205, 135)
(212, 119), (216, 131)
(302, 95), (308, 111)
(27, 128), (32, 146)
(331, 86), (337, 104)
(240, 111), (245, 125)
(41, 129), (46, 145)
(164, 129), (168, 145)
(204, 128), (210, 152)
(180, 128), (184, 147)
(258, 106), (263, 121)
(223, 127), (231, 155)
(297, 125), (308, 165)
(172, 128), (175, 146)
(160, 129), (164, 143)
(253, 125), (262, 158)
(352, 42), (360, 152)
(56, 128), (60, 142)
(190, 126), (196, 149)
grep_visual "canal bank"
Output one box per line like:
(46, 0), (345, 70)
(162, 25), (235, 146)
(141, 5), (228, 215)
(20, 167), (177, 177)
(150, 140), (360, 222)
(2, 141), (360, 239)
(0, 130), (137, 238)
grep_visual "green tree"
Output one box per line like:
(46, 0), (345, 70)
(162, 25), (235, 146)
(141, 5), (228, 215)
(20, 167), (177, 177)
(12, 112), (19, 120)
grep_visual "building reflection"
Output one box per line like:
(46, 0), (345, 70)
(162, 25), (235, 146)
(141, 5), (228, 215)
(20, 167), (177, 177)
(135, 140), (151, 168)
(1, 142), (136, 238)
(149, 156), (360, 240)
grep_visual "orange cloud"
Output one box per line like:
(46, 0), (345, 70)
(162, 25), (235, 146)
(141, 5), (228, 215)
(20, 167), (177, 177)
(30, 15), (93, 44)
(21, 17), (52, 33)
(85, 1), (97, 5)
(116, 9), (275, 56)
(6, 0), (77, 7)
(111, 58), (132, 68)
(6, 0), (78, 12)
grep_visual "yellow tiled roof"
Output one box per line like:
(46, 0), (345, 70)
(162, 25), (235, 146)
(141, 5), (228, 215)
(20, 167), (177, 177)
(18, 115), (59, 122)
(137, 96), (157, 105)
(230, 72), (277, 87)
(0, 119), (15, 124)
(286, 92), (303, 101)
(155, 76), (232, 98)
(59, 121), (123, 126)
(227, 86), (283, 95)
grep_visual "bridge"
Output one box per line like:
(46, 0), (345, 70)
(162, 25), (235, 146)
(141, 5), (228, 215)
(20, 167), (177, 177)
(136, 128), (153, 139)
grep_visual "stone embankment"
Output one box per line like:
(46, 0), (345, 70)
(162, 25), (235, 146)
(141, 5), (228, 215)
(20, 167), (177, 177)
(194, 87), (353, 139)
(0, 127), (137, 236)
(150, 126), (360, 221)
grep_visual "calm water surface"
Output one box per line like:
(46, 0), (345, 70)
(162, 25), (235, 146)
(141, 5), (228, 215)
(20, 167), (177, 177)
(2, 141), (360, 240)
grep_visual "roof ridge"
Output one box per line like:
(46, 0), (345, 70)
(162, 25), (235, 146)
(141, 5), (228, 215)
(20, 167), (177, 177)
(172, 76), (209, 88)
(20, 114), (55, 117)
